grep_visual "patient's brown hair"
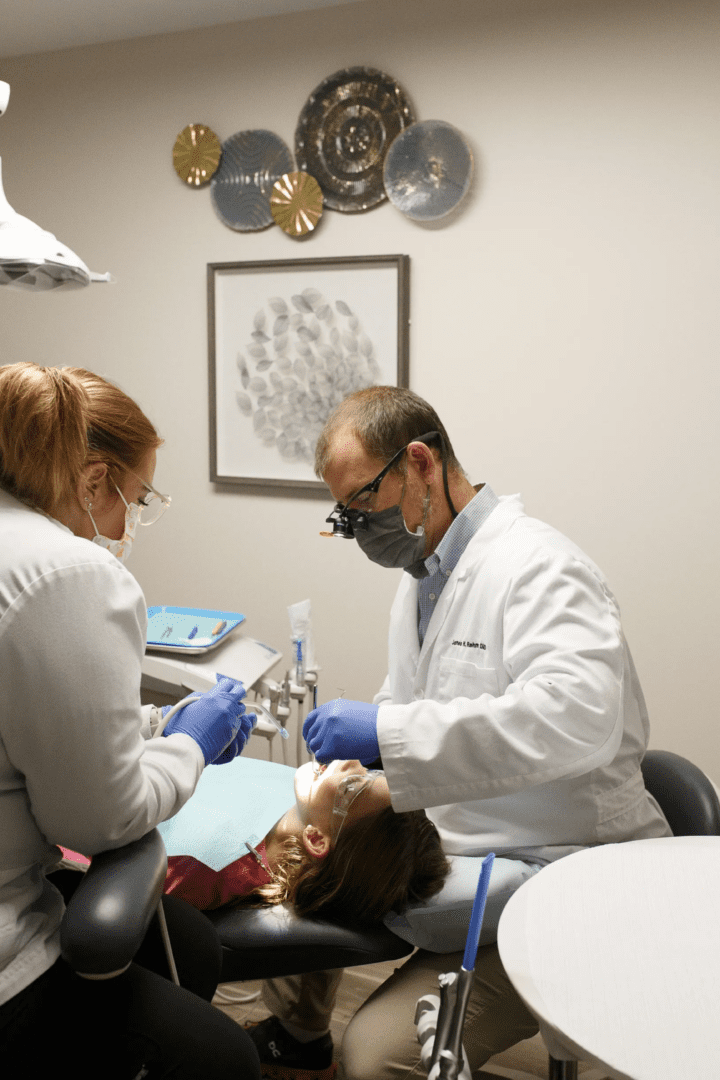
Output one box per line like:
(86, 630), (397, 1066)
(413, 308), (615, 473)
(249, 807), (449, 925)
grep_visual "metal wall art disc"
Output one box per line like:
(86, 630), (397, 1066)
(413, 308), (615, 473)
(295, 67), (415, 213)
(211, 130), (294, 231)
(383, 120), (474, 221)
(173, 124), (222, 187)
(270, 172), (324, 237)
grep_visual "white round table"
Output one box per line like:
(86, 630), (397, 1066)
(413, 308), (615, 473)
(498, 836), (720, 1080)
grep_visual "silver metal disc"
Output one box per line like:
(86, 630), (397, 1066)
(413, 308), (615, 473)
(211, 130), (294, 231)
(383, 120), (473, 221)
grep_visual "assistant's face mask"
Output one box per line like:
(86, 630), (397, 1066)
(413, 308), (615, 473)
(347, 490), (431, 579)
(86, 485), (141, 563)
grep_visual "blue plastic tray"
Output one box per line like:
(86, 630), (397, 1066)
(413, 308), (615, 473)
(146, 606), (245, 655)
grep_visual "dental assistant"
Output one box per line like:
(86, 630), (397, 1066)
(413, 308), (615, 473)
(253, 385), (670, 1080)
(0, 362), (260, 1080)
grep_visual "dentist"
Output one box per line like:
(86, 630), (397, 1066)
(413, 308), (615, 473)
(0, 362), (260, 1079)
(248, 385), (670, 1080)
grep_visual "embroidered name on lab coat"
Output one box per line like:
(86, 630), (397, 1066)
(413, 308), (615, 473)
(452, 640), (486, 649)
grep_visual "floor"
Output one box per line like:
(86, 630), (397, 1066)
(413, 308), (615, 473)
(212, 961), (613, 1080)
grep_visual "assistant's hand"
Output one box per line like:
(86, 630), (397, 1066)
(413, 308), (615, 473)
(212, 706), (257, 764)
(162, 675), (256, 765)
(303, 699), (380, 765)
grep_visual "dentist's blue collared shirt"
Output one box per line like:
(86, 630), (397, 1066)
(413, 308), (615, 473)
(417, 484), (499, 645)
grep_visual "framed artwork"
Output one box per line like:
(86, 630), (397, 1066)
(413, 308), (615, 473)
(208, 254), (410, 491)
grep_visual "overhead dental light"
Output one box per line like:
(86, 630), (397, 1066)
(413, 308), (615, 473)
(0, 81), (113, 291)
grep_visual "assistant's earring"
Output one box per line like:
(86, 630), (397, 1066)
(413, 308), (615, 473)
(84, 496), (93, 513)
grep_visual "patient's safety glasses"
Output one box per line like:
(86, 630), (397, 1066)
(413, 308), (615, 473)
(330, 770), (383, 844)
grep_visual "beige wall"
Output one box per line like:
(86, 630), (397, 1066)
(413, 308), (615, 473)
(2, 0), (718, 773)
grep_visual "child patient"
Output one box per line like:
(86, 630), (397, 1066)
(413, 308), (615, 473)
(160, 757), (449, 925)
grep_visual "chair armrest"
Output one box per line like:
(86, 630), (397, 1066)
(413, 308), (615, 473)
(641, 750), (720, 836)
(60, 829), (167, 978)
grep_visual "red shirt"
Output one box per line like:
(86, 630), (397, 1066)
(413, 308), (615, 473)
(163, 841), (273, 910)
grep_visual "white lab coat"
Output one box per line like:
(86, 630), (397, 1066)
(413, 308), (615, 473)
(376, 494), (670, 860)
(0, 490), (203, 1007)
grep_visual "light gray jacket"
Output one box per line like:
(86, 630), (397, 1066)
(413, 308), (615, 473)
(0, 491), (202, 1006)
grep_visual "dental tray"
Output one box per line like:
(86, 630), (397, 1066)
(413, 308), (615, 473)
(146, 607), (245, 655)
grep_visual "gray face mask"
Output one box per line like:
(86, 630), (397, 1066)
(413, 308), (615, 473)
(322, 431), (457, 577)
(345, 498), (430, 579)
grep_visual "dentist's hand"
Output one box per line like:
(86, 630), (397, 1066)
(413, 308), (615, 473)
(303, 699), (380, 765)
(162, 675), (256, 765)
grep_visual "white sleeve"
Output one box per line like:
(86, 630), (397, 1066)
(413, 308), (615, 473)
(373, 673), (392, 707)
(379, 553), (627, 811)
(0, 558), (203, 855)
(140, 703), (157, 739)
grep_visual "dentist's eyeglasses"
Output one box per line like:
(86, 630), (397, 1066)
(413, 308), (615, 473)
(322, 431), (443, 540)
(330, 770), (383, 843)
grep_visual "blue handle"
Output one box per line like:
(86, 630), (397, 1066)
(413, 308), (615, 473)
(462, 852), (495, 971)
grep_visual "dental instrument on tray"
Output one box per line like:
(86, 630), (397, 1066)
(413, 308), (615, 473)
(416, 853), (496, 1080)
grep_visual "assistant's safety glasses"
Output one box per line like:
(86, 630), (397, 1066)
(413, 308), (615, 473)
(137, 479), (172, 526)
(331, 770), (383, 843)
(322, 431), (442, 540)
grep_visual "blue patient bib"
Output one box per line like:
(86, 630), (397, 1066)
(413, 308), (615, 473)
(158, 757), (296, 871)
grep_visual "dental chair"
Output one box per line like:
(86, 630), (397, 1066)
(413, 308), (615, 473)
(61, 751), (720, 1080)
(60, 830), (412, 986)
(211, 749), (720, 1080)
(60, 828), (169, 980)
(207, 900), (413, 982)
(639, 748), (720, 837)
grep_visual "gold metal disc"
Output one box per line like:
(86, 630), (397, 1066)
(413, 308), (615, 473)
(270, 171), (324, 236)
(173, 124), (222, 187)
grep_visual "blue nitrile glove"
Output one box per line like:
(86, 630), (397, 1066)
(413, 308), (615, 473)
(161, 676), (255, 765)
(303, 699), (380, 765)
(213, 706), (257, 765)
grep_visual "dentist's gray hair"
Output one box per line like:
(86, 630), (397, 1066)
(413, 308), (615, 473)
(314, 386), (462, 479)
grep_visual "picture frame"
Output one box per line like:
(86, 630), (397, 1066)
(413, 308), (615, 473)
(208, 254), (410, 491)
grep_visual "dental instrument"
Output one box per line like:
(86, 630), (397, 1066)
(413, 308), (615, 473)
(152, 691), (203, 737)
(153, 691), (287, 742)
(293, 637), (305, 687)
(311, 685), (320, 774)
(248, 699), (289, 740)
(287, 599), (320, 768)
